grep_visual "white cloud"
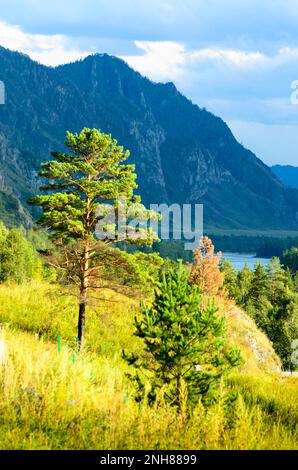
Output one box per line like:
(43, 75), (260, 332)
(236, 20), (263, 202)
(122, 41), (298, 85)
(190, 48), (266, 67)
(0, 20), (90, 66)
(121, 42), (271, 85)
(121, 41), (186, 81)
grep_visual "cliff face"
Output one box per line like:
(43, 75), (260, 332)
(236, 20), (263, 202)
(0, 45), (298, 229)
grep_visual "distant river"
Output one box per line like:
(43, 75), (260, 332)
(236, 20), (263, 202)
(221, 252), (270, 271)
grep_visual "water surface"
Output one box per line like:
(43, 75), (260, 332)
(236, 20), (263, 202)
(221, 252), (270, 271)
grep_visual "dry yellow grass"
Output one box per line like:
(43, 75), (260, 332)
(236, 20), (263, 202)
(0, 281), (296, 449)
(0, 327), (296, 450)
(216, 297), (281, 374)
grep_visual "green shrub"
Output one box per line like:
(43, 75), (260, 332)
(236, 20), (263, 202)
(124, 264), (241, 408)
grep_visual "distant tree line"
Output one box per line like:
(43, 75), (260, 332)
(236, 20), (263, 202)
(119, 235), (298, 263)
(222, 258), (298, 369)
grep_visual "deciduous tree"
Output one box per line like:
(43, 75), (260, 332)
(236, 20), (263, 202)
(188, 236), (224, 296)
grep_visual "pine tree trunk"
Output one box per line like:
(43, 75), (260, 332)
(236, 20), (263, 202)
(77, 236), (90, 349)
(77, 299), (86, 347)
(77, 197), (91, 350)
(77, 248), (89, 348)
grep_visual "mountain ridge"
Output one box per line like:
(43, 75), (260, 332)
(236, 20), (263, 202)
(272, 165), (298, 190)
(0, 45), (297, 230)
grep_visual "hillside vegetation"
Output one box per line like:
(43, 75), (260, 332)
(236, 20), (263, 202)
(0, 290), (296, 450)
(0, 128), (297, 450)
(0, 281), (279, 370)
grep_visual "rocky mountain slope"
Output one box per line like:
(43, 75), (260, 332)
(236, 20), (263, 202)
(272, 165), (298, 190)
(1, 45), (298, 229)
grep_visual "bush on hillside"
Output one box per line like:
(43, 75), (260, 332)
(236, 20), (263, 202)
(124, 264), (241, 409)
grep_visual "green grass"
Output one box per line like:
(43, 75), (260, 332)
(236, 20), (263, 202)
(0, 281), (297, 449)
(229, 374), (298, 432)
(0, 281), (141, 357)
(0, 328), (297, 450)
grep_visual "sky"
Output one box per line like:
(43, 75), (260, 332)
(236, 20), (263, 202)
(0, 0), (298, 166)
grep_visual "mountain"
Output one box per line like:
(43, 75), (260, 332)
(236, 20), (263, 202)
(1, 45), (298, 230)
(272, 165), (298, 190)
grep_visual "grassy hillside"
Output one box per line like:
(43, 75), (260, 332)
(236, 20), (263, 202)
(219, 300), (281, 374)
(0, 327), (297, 450)
(0, 281), (140, 357)
(0, 281), (280, 371)
(0, 281), (296, 450)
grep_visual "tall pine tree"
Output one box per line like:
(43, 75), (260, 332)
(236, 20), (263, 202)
(29, 128), (158, 347)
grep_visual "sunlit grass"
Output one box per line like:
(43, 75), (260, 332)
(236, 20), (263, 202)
(0, 328), (297, 450)
(0, 281), (297, 449)
(228, 373), (298, 432)
(0, 281), (140, 356)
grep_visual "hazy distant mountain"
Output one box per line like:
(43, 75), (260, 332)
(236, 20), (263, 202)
(272, 165), (298, 190)
(1, 45), (298, 230)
